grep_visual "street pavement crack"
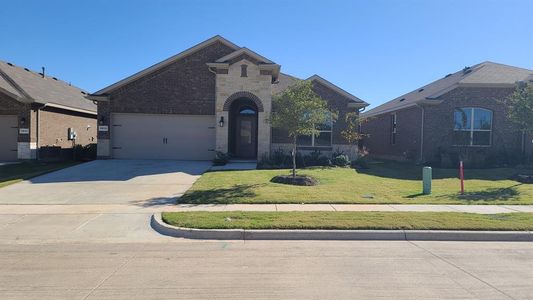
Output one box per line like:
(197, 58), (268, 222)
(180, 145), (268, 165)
(81, 246), (141, 299)
(408, 240), (515, 300)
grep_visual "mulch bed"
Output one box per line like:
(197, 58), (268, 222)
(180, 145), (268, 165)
(270, 175), (319, 186)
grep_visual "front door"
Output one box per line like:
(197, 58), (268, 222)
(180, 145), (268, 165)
(234, 108), (257, 158)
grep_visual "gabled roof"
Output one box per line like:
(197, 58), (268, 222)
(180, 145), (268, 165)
(0, 60), (96, 114)
(363, 61), (533, 117)
(307, 75), (368, 106)
(93, 35), (240, 95)
(215, 47), (275, 64)
(272, 73), (368, 107)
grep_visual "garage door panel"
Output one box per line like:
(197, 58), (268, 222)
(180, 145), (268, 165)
(111, 114), (215, 160)
(0, 115), (18, 161)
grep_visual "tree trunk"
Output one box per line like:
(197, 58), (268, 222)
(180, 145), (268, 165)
(292, 135), (297, 178)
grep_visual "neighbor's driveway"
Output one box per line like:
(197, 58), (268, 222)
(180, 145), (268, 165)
(0, 159), (211, 205)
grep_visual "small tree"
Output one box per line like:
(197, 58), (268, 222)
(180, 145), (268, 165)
(271, 80), (333, 177)
(504, 82), (533, 161)
(341, 111), (369, 158)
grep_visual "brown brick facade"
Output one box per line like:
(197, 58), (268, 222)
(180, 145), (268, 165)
(422, 87), (522, 165)
(39, 107), (96, 148)
(362, 105), (422, 160)
(271, 81), (359, 146)
(97, 41), (236, 141)
(363, 86), (525, 166)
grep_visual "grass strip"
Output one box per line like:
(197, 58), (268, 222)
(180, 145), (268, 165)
(162, 211), (533, 231)
(0, 161), (79, 188)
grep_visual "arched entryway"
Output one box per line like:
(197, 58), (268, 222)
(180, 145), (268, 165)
(228, 98), (258, 159)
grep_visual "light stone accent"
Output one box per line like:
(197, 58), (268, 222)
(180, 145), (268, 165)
(215, 59), (272, 158)
(97, 139), (110, 157)
(17, 142), (37, 159)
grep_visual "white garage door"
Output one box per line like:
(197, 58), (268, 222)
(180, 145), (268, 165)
(111, 113), (216, 160)
(0, 115), (18, 161)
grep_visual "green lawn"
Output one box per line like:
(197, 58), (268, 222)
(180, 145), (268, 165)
(162, 211), (533, 231)
(0, 161), (79, 188)
(179, 161), (533, 204)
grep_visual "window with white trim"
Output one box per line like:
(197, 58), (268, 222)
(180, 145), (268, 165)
(297, 113), (333, 147)
(453, 107), (492, 146)
(390, 113), (397, 145)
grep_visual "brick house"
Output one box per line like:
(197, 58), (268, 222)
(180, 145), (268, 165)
(0, 61), (97, 161)
(362, 62), (533, 167)
(89, 36), (368, 160)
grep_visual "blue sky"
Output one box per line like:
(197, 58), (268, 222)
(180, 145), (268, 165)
(1, 0), (532, 108)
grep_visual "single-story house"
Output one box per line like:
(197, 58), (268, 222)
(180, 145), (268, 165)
(362, 61), (533, 167)
(89, 35), (368, 160)
(0, 60), (97, 161)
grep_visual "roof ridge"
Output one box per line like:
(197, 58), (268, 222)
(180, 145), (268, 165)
(0, 60), (86, 92)
(478, 60), (533, 72)
(93, 35), (241, 95)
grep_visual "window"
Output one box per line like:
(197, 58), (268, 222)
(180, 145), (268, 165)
(297, 114), (333, 147)
(240, 64), (247, 77)
(390, 113), (397, 145)
(453, 107), (492, 146)
(239, 107), (256, 115)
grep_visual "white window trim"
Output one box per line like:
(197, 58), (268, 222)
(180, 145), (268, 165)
(453, 107), (493, 147)
(391, 113), (397, 145)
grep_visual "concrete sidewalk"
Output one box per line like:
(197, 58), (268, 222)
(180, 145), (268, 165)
(1, 203), (532, 215)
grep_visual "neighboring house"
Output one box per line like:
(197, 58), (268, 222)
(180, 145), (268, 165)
(89, 35), (368, 160)
(0, 61), (97, 161)
(362, 61), (533, 166)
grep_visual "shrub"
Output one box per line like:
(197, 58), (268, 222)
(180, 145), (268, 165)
(73, 143), (97, 161)
(332, 149), (346, 158)
(332, 154), (351, 167)
(258, 148), (305, 169)
(213, 151), (230, 166)
(303, 150), (331, 167)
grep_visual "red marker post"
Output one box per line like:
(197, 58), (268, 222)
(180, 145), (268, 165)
(459, 160), (465, 195)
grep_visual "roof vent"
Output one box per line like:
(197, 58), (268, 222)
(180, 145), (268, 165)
(445, 73), (452, 78)
(24, 68), (30, 72)
(399, 98), (406, 102)
(418, 88), (424, 92)
(463, 67), (472, 75)
(52, 77), (58, 81)
(81, 91), (87, 95)
(7, 62), (13, 66)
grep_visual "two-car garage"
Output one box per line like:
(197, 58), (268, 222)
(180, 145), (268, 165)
(110, 114), (216, 160)
(0, 115), (18, 161)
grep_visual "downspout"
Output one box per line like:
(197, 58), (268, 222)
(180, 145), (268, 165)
(416, 103), (425, 164)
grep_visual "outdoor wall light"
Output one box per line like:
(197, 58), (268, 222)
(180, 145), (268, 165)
(99, 116), (105, 125)
(20, 117), (26, 125)
(219, 116), (224, 127)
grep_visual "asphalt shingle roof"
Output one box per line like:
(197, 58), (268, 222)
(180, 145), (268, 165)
(0, 60), (96, 112)
(363, 61), (533, 117)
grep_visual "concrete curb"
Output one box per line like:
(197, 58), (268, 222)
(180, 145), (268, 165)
(151, 213), (533, 242)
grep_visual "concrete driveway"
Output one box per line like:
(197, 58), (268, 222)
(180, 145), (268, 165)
(0, 159), (211, 243)
(0, 159), (211, 205)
